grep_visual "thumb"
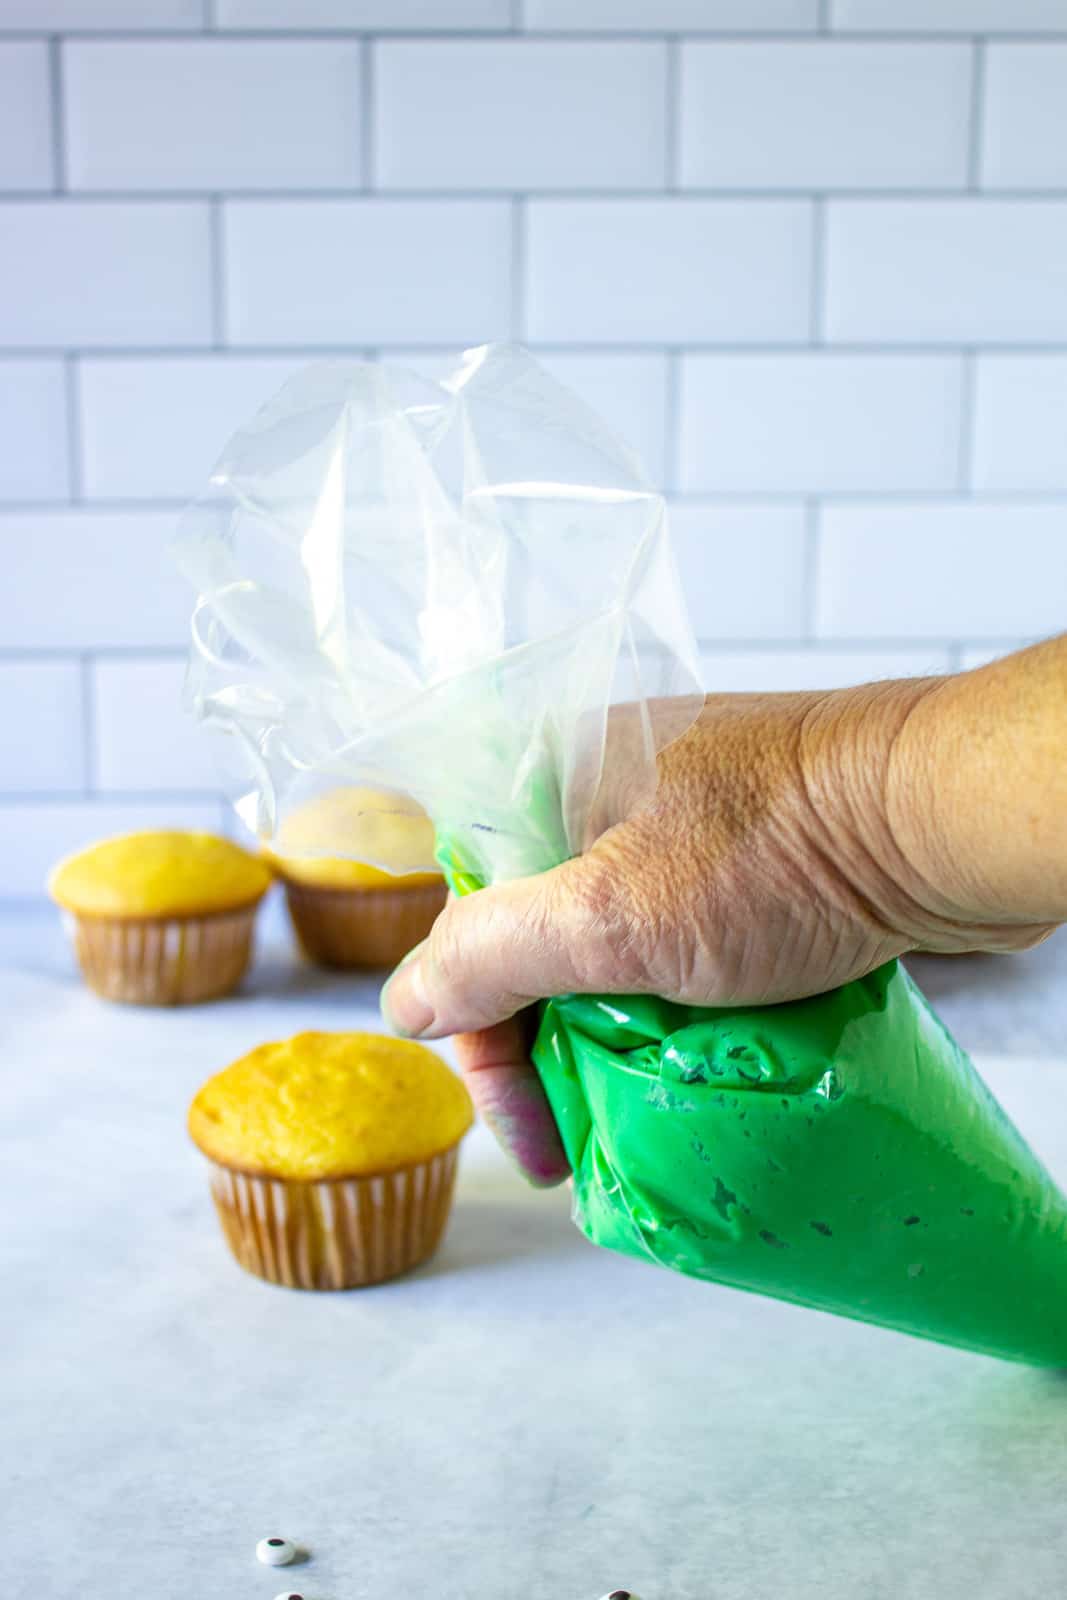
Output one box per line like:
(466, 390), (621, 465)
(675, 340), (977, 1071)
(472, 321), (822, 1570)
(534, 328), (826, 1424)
(380, 856), (636, 1039)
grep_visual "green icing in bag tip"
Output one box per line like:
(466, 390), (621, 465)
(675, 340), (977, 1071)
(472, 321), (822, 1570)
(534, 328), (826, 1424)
(534, 967), (1067, 1366)
(441, 839), (1067, 1367)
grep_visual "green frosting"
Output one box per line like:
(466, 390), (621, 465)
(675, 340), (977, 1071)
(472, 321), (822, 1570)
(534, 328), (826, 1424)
(439, 841), (1067, 1366)
(535, 967), (1067, 1365)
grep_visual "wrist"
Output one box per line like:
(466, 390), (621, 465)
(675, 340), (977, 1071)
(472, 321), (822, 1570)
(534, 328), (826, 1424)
(883, 646), (1067, 930)
(797, 675), (958, 946)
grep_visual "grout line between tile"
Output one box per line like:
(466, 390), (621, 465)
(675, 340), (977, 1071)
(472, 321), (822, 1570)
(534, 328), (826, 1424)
(957, 349), (978, 492)
(0, 497), (190, 514)
(664, 348), (682, 495)
(803, 501), (820, 637)
(0, 788), (225, 807)
(0, 646), (190, 663)
(361, 37), (375, 190)
(5, 489), (1067, 514)
(0, 339), (1062, 358)
(63, 353), (82, 501)
(510, 196), (526, 342)
(666, 637), (974, 655)
(664, 488), (1067, 504)
(809, 197), (826, 344)
(968, 39), (987, 190)
(209, 197), (225, 349)
(48, 35), (66, 192)
(80, 652), (96, 795)
(4, 184), (1067, 202)
(664, 36), (680, 190)
(0, 641), (988, 676)
(6, 490), (1067, 517)
(6, 26), (1067, 40)
(0, 648), (84, 662)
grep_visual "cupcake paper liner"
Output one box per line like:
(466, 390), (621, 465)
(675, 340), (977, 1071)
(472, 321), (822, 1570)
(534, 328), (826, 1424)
(65, 906), (258, 1005)
(206, 1145), (460, 1290)
(283, 879), (447, 969)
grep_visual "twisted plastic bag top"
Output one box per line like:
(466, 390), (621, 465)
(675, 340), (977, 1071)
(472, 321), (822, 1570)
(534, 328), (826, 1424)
(175, 345), (702, 884)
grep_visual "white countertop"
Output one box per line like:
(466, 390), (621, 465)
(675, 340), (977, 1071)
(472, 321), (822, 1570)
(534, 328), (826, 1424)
(4, 903), (1067, 1600)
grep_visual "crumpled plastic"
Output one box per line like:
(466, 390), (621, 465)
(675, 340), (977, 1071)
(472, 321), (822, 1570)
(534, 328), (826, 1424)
(175, 344), (700, 883)
(176, 343), (1067, 1365)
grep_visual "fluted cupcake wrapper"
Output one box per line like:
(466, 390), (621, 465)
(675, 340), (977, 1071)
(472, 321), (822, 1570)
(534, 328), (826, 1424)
(206, 1145), (460, 1290)
(283, 879), (447, 969)
(64, 906), (258, 1005)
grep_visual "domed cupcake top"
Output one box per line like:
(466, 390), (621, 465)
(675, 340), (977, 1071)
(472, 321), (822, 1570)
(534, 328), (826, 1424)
(265, 787), (442, 892)
(48, 830), (272, 918)
(188, 1031), (474, 1180)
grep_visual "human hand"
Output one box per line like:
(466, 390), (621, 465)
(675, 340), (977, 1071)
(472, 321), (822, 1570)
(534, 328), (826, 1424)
(382, 644), (1067, 1185)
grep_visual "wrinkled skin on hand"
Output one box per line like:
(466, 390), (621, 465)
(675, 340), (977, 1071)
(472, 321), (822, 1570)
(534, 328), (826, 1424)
(382, 674), (1059, 1185)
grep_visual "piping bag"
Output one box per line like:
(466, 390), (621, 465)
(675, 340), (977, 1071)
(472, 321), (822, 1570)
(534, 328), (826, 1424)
(175, 344), (1067, 1365)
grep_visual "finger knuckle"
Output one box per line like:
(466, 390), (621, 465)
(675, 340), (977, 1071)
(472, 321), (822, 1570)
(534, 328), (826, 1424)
(558, 854), (652, 991)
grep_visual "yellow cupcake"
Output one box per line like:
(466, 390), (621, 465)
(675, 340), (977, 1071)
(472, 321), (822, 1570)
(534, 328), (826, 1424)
(189, 1032), (474, 1290)
(51, 830), (271, 918)
(48, 830), (271, 1006)
(266, 789), (447, 969)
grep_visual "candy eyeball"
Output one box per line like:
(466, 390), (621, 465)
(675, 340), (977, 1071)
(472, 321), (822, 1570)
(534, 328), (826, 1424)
(256, 1536), (297, 1566)
(273, 1592), (305, 1600)
(601, 1591), (641, 1600)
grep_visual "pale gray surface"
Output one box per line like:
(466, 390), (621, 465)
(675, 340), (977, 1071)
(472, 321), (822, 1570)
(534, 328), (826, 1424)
(3, 905), (1067, 1600)
(906, 926), (1067, 1056)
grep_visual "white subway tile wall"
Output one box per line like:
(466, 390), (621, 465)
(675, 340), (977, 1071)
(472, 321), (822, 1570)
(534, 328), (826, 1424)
(669, 506), (808, 639)
(92, 657), (218, 792)
(825, 200), (1067, 345)
(0, 202), (213, 347)
(959, 644), (1026, 671)
(817, 508), (1067, 639)
(0, 363), (70, 500)
(0, 660), (85, 794)
(832, 0), (1067, 29)
(0, 0), (203, 26)
(2, 512), (193, 650)
(1, 1), (1064, 895)
(0, 43), (53, 191)
(972, 356), (1067, 493)
(678, 353), (962, 493)
(217, 0), (512, 25)
(64, 39), (364, 192)
(223, 199), (513, 345)
(375, 41), (668, 190)
(981, 45), (1067, 191)
(679, 43), (971, 191)
(700, 647), (953, 695)
(527, 0), (818, 26)
(78, 356), (306, 499)
(526, 199), (812, 343)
